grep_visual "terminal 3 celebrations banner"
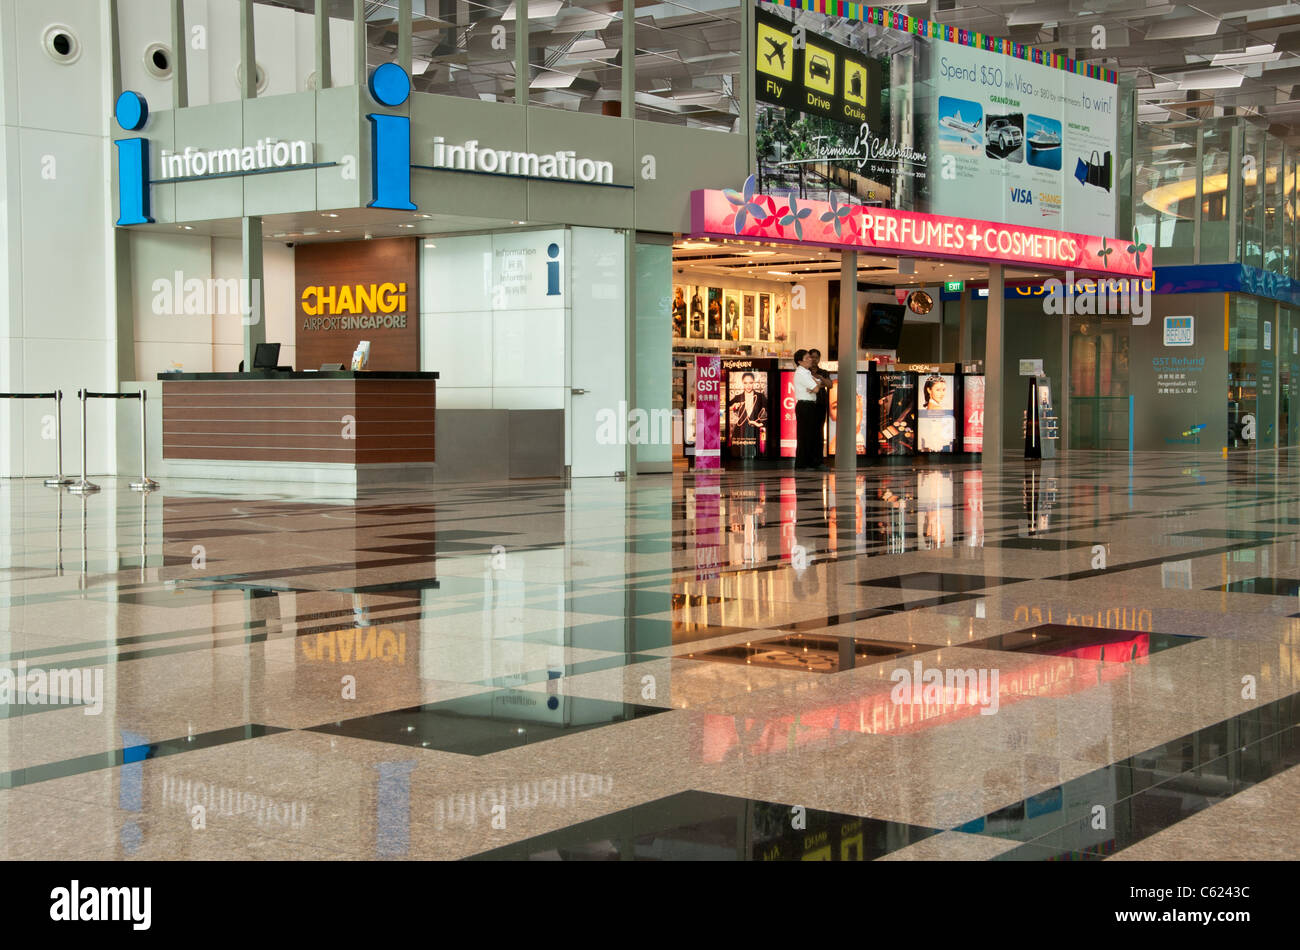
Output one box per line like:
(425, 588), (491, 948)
(753, 1), (1119, 237)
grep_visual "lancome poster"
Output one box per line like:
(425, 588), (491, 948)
(876, 372), (916, 455)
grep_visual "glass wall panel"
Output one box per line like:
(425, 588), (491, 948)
(413, 0), (515, 101)
(1265, 136), (1285, 274)
(1134, 123), (1197, 265)
(527, 0), (625, 114)
(1281, 306), (1300, 448)
(1284, 148), (1294, 280)
(1228, 296), (1259, 451)
(634, 0), (742, 131)
(1199, 123), (1232, 264)
(1241, 126), (1265, 270)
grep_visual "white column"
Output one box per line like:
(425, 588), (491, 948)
(984, 264), (1004, 463)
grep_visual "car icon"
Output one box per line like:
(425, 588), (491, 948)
(809, 55), (831, 82)
(988, 118), (1023, 149)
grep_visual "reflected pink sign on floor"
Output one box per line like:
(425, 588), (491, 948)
(694, 356), (721, 470)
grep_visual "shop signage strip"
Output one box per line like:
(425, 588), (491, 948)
(760, 0), (1117, 83)
(691, 186), (1152, 278)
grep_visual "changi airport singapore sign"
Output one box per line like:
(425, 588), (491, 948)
(691, 185), (1152, 278)
(753, 1), (1119, 240)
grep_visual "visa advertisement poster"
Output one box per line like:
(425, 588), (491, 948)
(753, 1), (1118, 240)
(930, 45), (1117, 235)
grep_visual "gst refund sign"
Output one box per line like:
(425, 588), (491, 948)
(691, 189), (1152, 278)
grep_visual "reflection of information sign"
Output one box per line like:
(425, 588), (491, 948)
(695, 356), (721, 469)
(1019, 359), (1043, 376)
(1163, 315), (1194, 347)
(1264, 321), (1272, 351)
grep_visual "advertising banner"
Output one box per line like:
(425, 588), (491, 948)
(827, 372), (868, 454)
(963, 375), (986, 452)
(779, 370), (797, 457)
(916, 373), (956, 452)
(753, 1), (1120, 241)
(695, 356), (722, 469)
(725, 363), (771, 457)
(876, 372), (917, 455)
(930, 46), (1117, 234)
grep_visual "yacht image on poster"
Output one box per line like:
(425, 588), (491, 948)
(1074, 150), (1112, 192)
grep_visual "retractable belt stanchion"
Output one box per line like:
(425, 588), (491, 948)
(67, 389), (99, 494)
(71, 390), (161, 494)
(0, 390), (69, 484)
(127, 390), (159, 492)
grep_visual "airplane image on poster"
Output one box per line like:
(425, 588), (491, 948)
(937, 96), (982, 155)
(940, 112), (979, 140)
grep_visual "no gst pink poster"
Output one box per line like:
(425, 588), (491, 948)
(695, 356), (721, 470)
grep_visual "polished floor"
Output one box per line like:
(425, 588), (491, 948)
(1, 451), (1298, 860)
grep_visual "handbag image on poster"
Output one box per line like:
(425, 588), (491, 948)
(1075, 150), (1112, 192)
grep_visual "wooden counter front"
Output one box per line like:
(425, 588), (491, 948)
(160, 373), (437, 465)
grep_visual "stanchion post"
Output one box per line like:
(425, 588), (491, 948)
(67, 389), (100, 494)
(44, 390), (72, 487)
(129, 390), (159, 492)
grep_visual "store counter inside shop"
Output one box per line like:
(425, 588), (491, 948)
(156, 371), (438, 488)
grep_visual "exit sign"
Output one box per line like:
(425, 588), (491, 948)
(944, 280), (964, 293)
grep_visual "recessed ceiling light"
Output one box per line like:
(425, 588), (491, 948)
(398, 223), (415, 228)
(179, 225), (194, 230)
(322, 212), (339, 218)
(424, 242), (437, 248)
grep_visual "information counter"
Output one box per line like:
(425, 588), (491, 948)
(156, 371), (438, 487)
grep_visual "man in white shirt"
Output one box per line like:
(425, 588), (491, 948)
(792, 349), (826, 469)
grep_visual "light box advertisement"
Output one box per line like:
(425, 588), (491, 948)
(917, 373), (956, 453)
(963, 375), (986, 453)
(695, 356), (721, 469)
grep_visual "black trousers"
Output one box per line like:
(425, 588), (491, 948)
(795, 401), (821, 468)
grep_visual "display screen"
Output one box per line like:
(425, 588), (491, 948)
(861, 304), (906, 350)
(963, 375), (986, 453)
(876, 372), (916, 455)
(917, 373), (956, 453)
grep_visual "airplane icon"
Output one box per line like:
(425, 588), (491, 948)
(764, 37), (787, 70)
